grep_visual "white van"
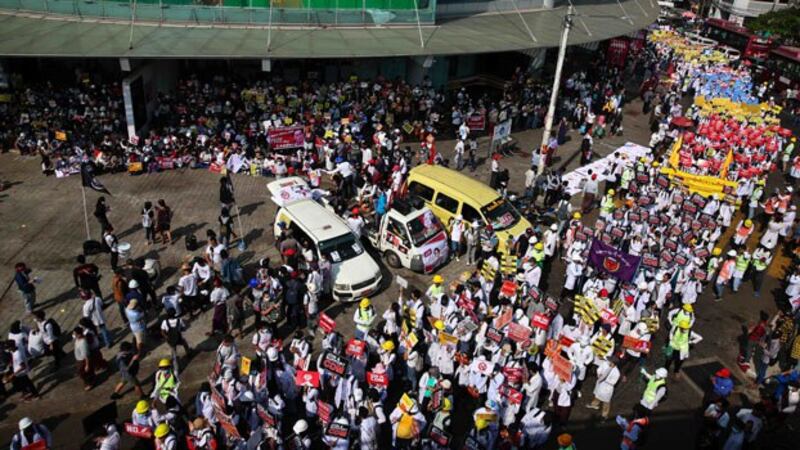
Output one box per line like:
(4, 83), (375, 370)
(272, 198), (383, 301)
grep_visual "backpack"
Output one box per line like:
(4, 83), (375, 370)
(165, 319), (182, 347)
(185, 233), (198, 251)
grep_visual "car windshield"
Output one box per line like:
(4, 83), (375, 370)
(406, 210), (444, 247)
(319, 233), (363, 263)
(481, 198), (520, 231)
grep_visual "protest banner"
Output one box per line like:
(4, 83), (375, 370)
(268, 126), (304, 150)
(367, 371), (389, 387)
(124, 423), (152, 439)
(507, 322), (532, 343)
(321, 352), (348, 377)
(295, 370), (321, 388)
(319, 313), (336, 333)
(345, 338), (366, 357)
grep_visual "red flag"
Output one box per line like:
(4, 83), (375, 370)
(295, 370), (321, 387)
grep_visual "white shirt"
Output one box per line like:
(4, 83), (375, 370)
(179, 273), (199, 296)
(192, 263), (212, 283)
(210, 286), (229, 306)
(206, 243), (226, 267)
(82, 296), (106, 326)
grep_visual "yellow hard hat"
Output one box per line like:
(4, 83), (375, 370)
(682, 304), (693, 313)
(608, 189), (616, 196)
(678, 320), (691, 330)
(712, 247), (722, 256)
(360, 298), (371, 309)
(475, 418), (488, 431)
(535, 242), (544, 250)
(432, 274), (444, 284)
(442, 398), (452, 412)
(381, 340), (395, 351)
(434, 320), (445, 331)
(744, 219), (753, 227)
(573, 212), (582, 220)
(158, 358), (171, 368)
(135, 400), (150, 414)
(154, 423), (170, 439)
(652, 161), (660, 168)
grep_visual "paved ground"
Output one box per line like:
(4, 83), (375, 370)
(0, 97), (796, 449)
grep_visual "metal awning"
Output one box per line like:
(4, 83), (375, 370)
(0, 0), (659, 58)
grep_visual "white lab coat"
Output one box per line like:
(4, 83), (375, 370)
(593, 360), (620, 403)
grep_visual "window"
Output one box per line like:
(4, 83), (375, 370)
(407, 210), (443, 246)
(319, 234), (364, 263)
(434, 192), (459, 213)
(481, 198), (521, 231)
(387, 218), (411, 247)
(461, 203), (481, 224)
(408, 181), (434, 201)
(288, 222), (313, 249)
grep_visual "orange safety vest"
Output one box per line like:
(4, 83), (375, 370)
(718, 260), (735, 282)
(764, 198), (777, 215)
(736, 225), (751, 238)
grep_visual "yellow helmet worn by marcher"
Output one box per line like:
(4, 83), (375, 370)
(154, 423), (170, 439)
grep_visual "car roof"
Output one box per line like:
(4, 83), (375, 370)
(409, 165), (500, 205)
(281, 199), (352, 241)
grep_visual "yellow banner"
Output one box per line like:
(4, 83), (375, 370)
(664, 136), (738, 198)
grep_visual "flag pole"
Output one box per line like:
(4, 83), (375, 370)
(81, 184), (91, 240)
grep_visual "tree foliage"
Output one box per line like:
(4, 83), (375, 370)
(749, 7), (800, 45)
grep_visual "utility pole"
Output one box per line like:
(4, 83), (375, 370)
(538, 5), (573, 176)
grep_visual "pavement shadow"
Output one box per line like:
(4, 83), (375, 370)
(238, 201), (264, 217)
(117, 223), (143, 240)
(37, 286), (79, 310)
(171, 222), (208, 244)
(244, 228), (264, 245)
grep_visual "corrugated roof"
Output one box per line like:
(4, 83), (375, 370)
(0, 1), (658, 58)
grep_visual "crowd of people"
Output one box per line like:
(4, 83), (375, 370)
(2, 23), (800, 450)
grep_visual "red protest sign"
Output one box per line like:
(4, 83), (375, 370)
(367, 371), (389, 387)
(622, 335), (651, 353)
(500, 384), (524, 405)
(507, 323), (532, 343)
(295, 370), (321, 388)
(319, 313), (336, 333)
(600, 308), (619, 326)
(502, 367), (524, 384)
(268, 126), (304, 150)
(531, 313), (550, 330)
(317, 400), (333, 424)
(345, 338), (366, 357)
(124, 423), (152, 439)
(552, 354), (573, 381)
(467, 112), (486, 131)
(494, 306), (514, 329)
(500, 281), (518, 298)
(558, 335), (575, 348)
